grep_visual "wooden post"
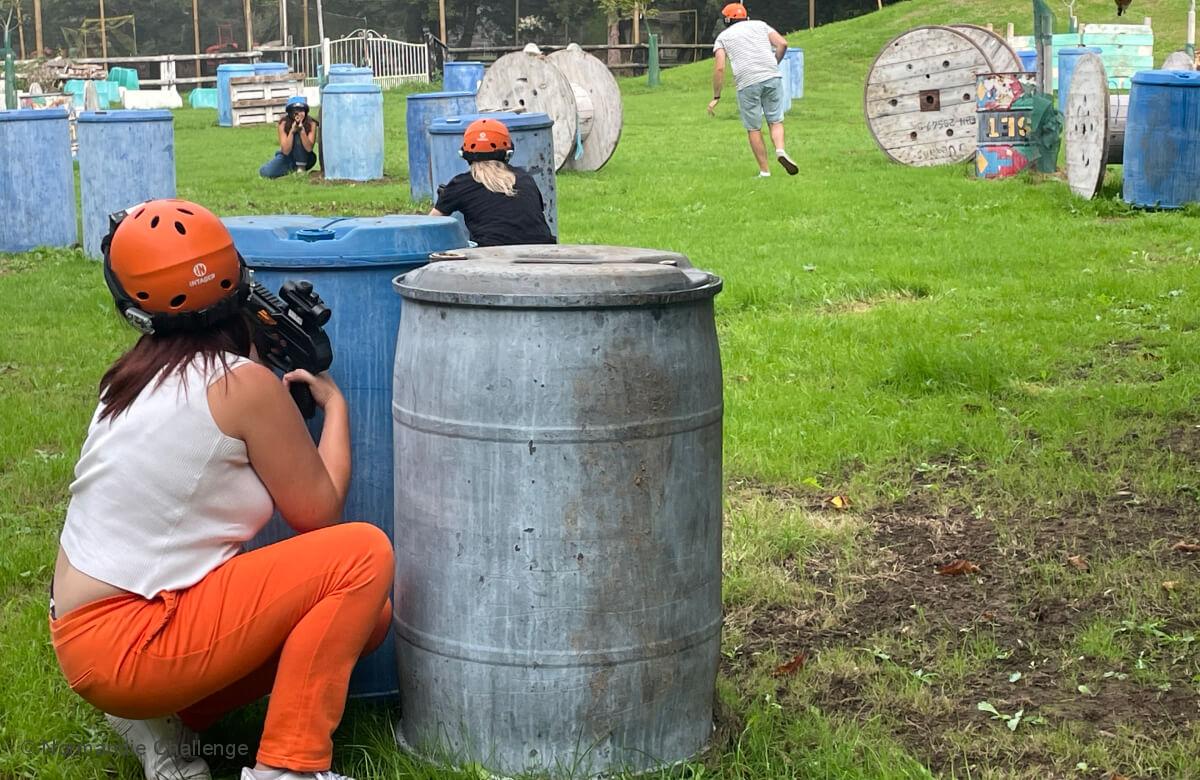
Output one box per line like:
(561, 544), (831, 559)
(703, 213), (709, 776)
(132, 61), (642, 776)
(632, 4), (640, 47)
(33, 0), (42, 56)
(514, 0), (520, 44)
(192, 0), (201, 81)
(1143, 17), (1151, 27)
(244, 0), (253, 51)
(303, 0), (310, 45)
(438, 0), (446, 46)
(99, 0), (108, 59)
(16, 2), (26, 60)
(280, 0), (288, 46)
(315, 0), (324, 47)
(809, 0), (815, 30)
(1006, 22), (1014, 41)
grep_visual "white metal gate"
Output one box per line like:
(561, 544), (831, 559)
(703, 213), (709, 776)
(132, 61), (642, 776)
(287, 30), (430, 88)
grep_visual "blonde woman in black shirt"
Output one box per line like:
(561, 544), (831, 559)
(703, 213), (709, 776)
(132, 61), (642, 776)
(429, 118), (556, 247)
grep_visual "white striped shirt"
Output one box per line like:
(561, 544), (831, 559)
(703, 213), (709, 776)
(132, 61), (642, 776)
(714, 20), (782, 92)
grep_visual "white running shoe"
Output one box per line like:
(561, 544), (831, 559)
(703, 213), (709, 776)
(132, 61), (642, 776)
(757, 171), (771, 177)
(241, 769), (357, 780)
(105, 713), (211, 780)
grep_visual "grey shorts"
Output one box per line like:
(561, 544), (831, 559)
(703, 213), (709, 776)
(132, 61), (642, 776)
(736, 77), (785, 130)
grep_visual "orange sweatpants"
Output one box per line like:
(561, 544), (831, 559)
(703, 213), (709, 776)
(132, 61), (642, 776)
(50, 522), (394, 772)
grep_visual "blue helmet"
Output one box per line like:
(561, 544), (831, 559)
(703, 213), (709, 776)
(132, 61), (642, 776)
(285, 95), (309, 111)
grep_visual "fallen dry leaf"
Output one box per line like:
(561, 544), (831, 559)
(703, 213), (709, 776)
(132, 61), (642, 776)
(937, 559), (981, 576)
(1162, 581), (1179, 592)
(1171, 541), (1200, 553)
(828, 495), (851, 510)
(772, 652), (809, 677)
(1066, 555), (1090, 572)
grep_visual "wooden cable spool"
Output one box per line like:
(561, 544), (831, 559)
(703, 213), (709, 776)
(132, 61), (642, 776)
(864, 25), (1000, 166)
(476, 43), (622, 171)
(1065, 53), (1131, 200)
(546, 44), (623, 171)
(950, 24), (1023, 73)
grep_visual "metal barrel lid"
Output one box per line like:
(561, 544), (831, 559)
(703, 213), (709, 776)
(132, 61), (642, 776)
(393, 244), (720, 308)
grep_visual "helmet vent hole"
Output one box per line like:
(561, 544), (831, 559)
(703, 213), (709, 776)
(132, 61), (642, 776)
(150, 215), (160, 228)
(170, 294), (187, 308)
(220, 279), (232, 289)
(133, 208), (145, 220)
(136, 291), (150, 300)
(177, 208), (194, 215)
(174, 221), (187, 235)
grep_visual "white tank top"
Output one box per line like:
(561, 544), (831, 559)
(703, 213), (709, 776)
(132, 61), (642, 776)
(60, 354), (275, 598)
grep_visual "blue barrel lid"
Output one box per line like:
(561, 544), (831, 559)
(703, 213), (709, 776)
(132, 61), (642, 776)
(323, 82), (382, 95)
(329, 62), (355, 71)
(429, 111), (552, 134)
(223, 215), (469, 269)
(1059, 46), (1102, 57)
(331, 66), (373, 74)
(217, 63), (256, 71)
(407, 90), (477, 101)
(1133, 69), (1200, 87)
(446, 60), (484, 66)
(0, 107), (69, 122)
(255, 61), (289, 69)
(77, 109), (173, 123)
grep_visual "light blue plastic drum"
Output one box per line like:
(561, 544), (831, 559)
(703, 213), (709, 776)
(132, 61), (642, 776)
(253, 61), (290, 77)
(428, 112), (558, 236)
(223, 214), (472, 699)
(443, 61), (485, 93)
(1058, 46), (1102, 112)
(778, 64), (794, 115)
(76, 110), (177, 259)
(217, 63), (255, 127)
(1018, 48), (1038, 74)
(1124, 70), (1200, 208)
(405, 91), (478, 201)
(784, 47), (804, 100)
(0, 109), (76, 252)
(327, 66), (375, 85)
(323, 83), (385, 181)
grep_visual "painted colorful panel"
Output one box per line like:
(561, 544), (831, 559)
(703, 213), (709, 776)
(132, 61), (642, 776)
(976, 144), (1033, 178)
(976, 72), (1037, 111)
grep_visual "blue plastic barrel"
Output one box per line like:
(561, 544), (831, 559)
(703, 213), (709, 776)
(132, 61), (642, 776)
(1018, 48), (1038, 74)
(327, 66), (375, 85)
(217, 63), (255, 127)
(0, 109), (76, 252)
(784, 47), (804, 100)
(223, 214), (472, 699)
(1058, 46), (1102, 112)
(428, 112), (558, 236)
(778, 64), (794, 115)
(323, 83), (385, 181)
(443, 61), (485, 93)
(406, 91), (478, 200)
(253, 61), (290, 77)
(1123, 70), (1200, 208)
(76, 111), (177, 258)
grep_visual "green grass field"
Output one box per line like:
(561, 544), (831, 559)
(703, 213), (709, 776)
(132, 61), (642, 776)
(3, 0), (1199, 777)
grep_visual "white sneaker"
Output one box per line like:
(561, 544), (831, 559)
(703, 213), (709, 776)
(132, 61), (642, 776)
(241, 769), (357, 780)
(105, 713), (211, 780)
(757, 171), (771, 178)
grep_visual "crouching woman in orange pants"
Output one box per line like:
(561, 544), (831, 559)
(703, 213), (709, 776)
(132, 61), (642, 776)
(48, 199), (391, 780)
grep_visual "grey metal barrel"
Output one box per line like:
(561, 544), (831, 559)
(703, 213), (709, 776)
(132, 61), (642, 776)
(391, 245), (723, 777)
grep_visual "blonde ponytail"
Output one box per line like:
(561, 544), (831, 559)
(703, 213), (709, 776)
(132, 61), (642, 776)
(469, 160), (517, 197)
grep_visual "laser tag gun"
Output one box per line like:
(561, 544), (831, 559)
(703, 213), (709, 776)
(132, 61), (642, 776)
(246, 278), (333, 419)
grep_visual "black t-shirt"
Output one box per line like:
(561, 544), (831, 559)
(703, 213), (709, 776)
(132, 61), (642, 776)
(434, 166), (556, 247)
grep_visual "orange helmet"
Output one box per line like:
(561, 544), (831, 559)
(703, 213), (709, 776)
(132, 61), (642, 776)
(101, 199), (250, 334)
(722, 3), (748, 22)
(459, 117), (514, 162)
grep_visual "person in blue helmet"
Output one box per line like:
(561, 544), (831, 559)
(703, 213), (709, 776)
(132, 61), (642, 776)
(259, 95), (320, 178)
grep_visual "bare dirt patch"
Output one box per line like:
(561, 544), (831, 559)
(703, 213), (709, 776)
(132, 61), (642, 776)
(722, 470), (1200, 776)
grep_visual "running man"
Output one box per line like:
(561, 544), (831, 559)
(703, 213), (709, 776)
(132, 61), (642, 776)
(707, 3), (798, 177)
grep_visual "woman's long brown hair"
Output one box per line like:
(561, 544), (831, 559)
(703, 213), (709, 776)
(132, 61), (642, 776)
(98, 314), (254, 422)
